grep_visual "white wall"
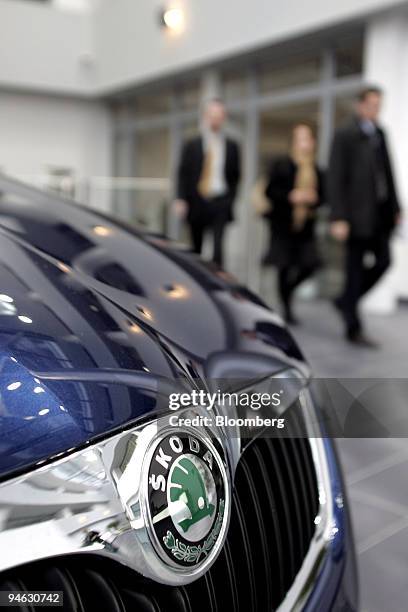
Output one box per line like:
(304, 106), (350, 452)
(0, 0), (404, 96)
(0, 0), (94, 95)
(0, 91), (113, 211)
(93, 0), (403, 95)
(362, 13), (408, 312)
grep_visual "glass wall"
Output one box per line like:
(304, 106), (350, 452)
(222, 69), (249, 103)
(335, 36), (364, 77)
(259, 102), (320, 167)
(133, 91), (172, 117)
(132, 129), (171, 233)
(258, 52), (321, 93)
(112, 31), (364, 302)
(178, 81), (201, 111)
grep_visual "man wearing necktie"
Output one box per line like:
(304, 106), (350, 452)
(328, 87), (401, 347)
(175, 98), (241, 267)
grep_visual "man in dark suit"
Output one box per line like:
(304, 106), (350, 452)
(328, 86), (401, 347)
(174, 98), (241, 267)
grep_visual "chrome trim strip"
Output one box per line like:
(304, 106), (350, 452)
(277, 389), (337, 612)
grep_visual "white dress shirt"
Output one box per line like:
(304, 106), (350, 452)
(202, 130), (227, 197)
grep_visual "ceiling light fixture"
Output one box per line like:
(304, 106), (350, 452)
(159, 6), (184, 32)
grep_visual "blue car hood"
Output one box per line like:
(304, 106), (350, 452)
(0, 179), (304, 478)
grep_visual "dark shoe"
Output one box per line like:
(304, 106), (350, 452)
(346, 331), (379, 349)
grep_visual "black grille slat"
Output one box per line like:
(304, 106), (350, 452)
(0, 580), (31, 612)
(166, 589), (190, 612)
(228, 488), (258, 611)
(208, 542), (240, 612)
(237, 460), (272, 610)
(261, 437), (297, 588)
(0, 435), (319, 611)
(294, 435), (320, 539)
(252, 445), (285, 606)
(289, 413), (320, 541)
(183, 570), (218, 612)
(44, 568), (83, 612)
(177, 587), (193, 612)
(23, 566), (82, 612)
(121, 590), (159, 612)
(274, 437), (305, 565)
(76, 569), (125, 612)
(288, 438), (314, 554)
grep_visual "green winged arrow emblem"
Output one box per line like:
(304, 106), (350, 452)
(169, 457), (215, 532)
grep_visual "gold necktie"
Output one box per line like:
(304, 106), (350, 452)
(198, 144), (214, 199)
(292, 151), (318, 232)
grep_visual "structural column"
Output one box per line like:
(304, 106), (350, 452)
(113, 128), (137, 222)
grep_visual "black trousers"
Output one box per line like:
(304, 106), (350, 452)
(278, 264), (317, 314)
(339, 233), (391, 335)
(189, 196), (231, 267)
(274, 235), (321, 315)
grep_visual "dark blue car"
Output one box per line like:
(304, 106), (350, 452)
(0, 176), (357, 611)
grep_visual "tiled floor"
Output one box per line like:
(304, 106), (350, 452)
(289, 300), (408, 612)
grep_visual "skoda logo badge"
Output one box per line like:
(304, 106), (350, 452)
(144, 430), (229, 570)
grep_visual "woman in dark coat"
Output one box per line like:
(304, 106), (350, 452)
(265, 123), (324, 324)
